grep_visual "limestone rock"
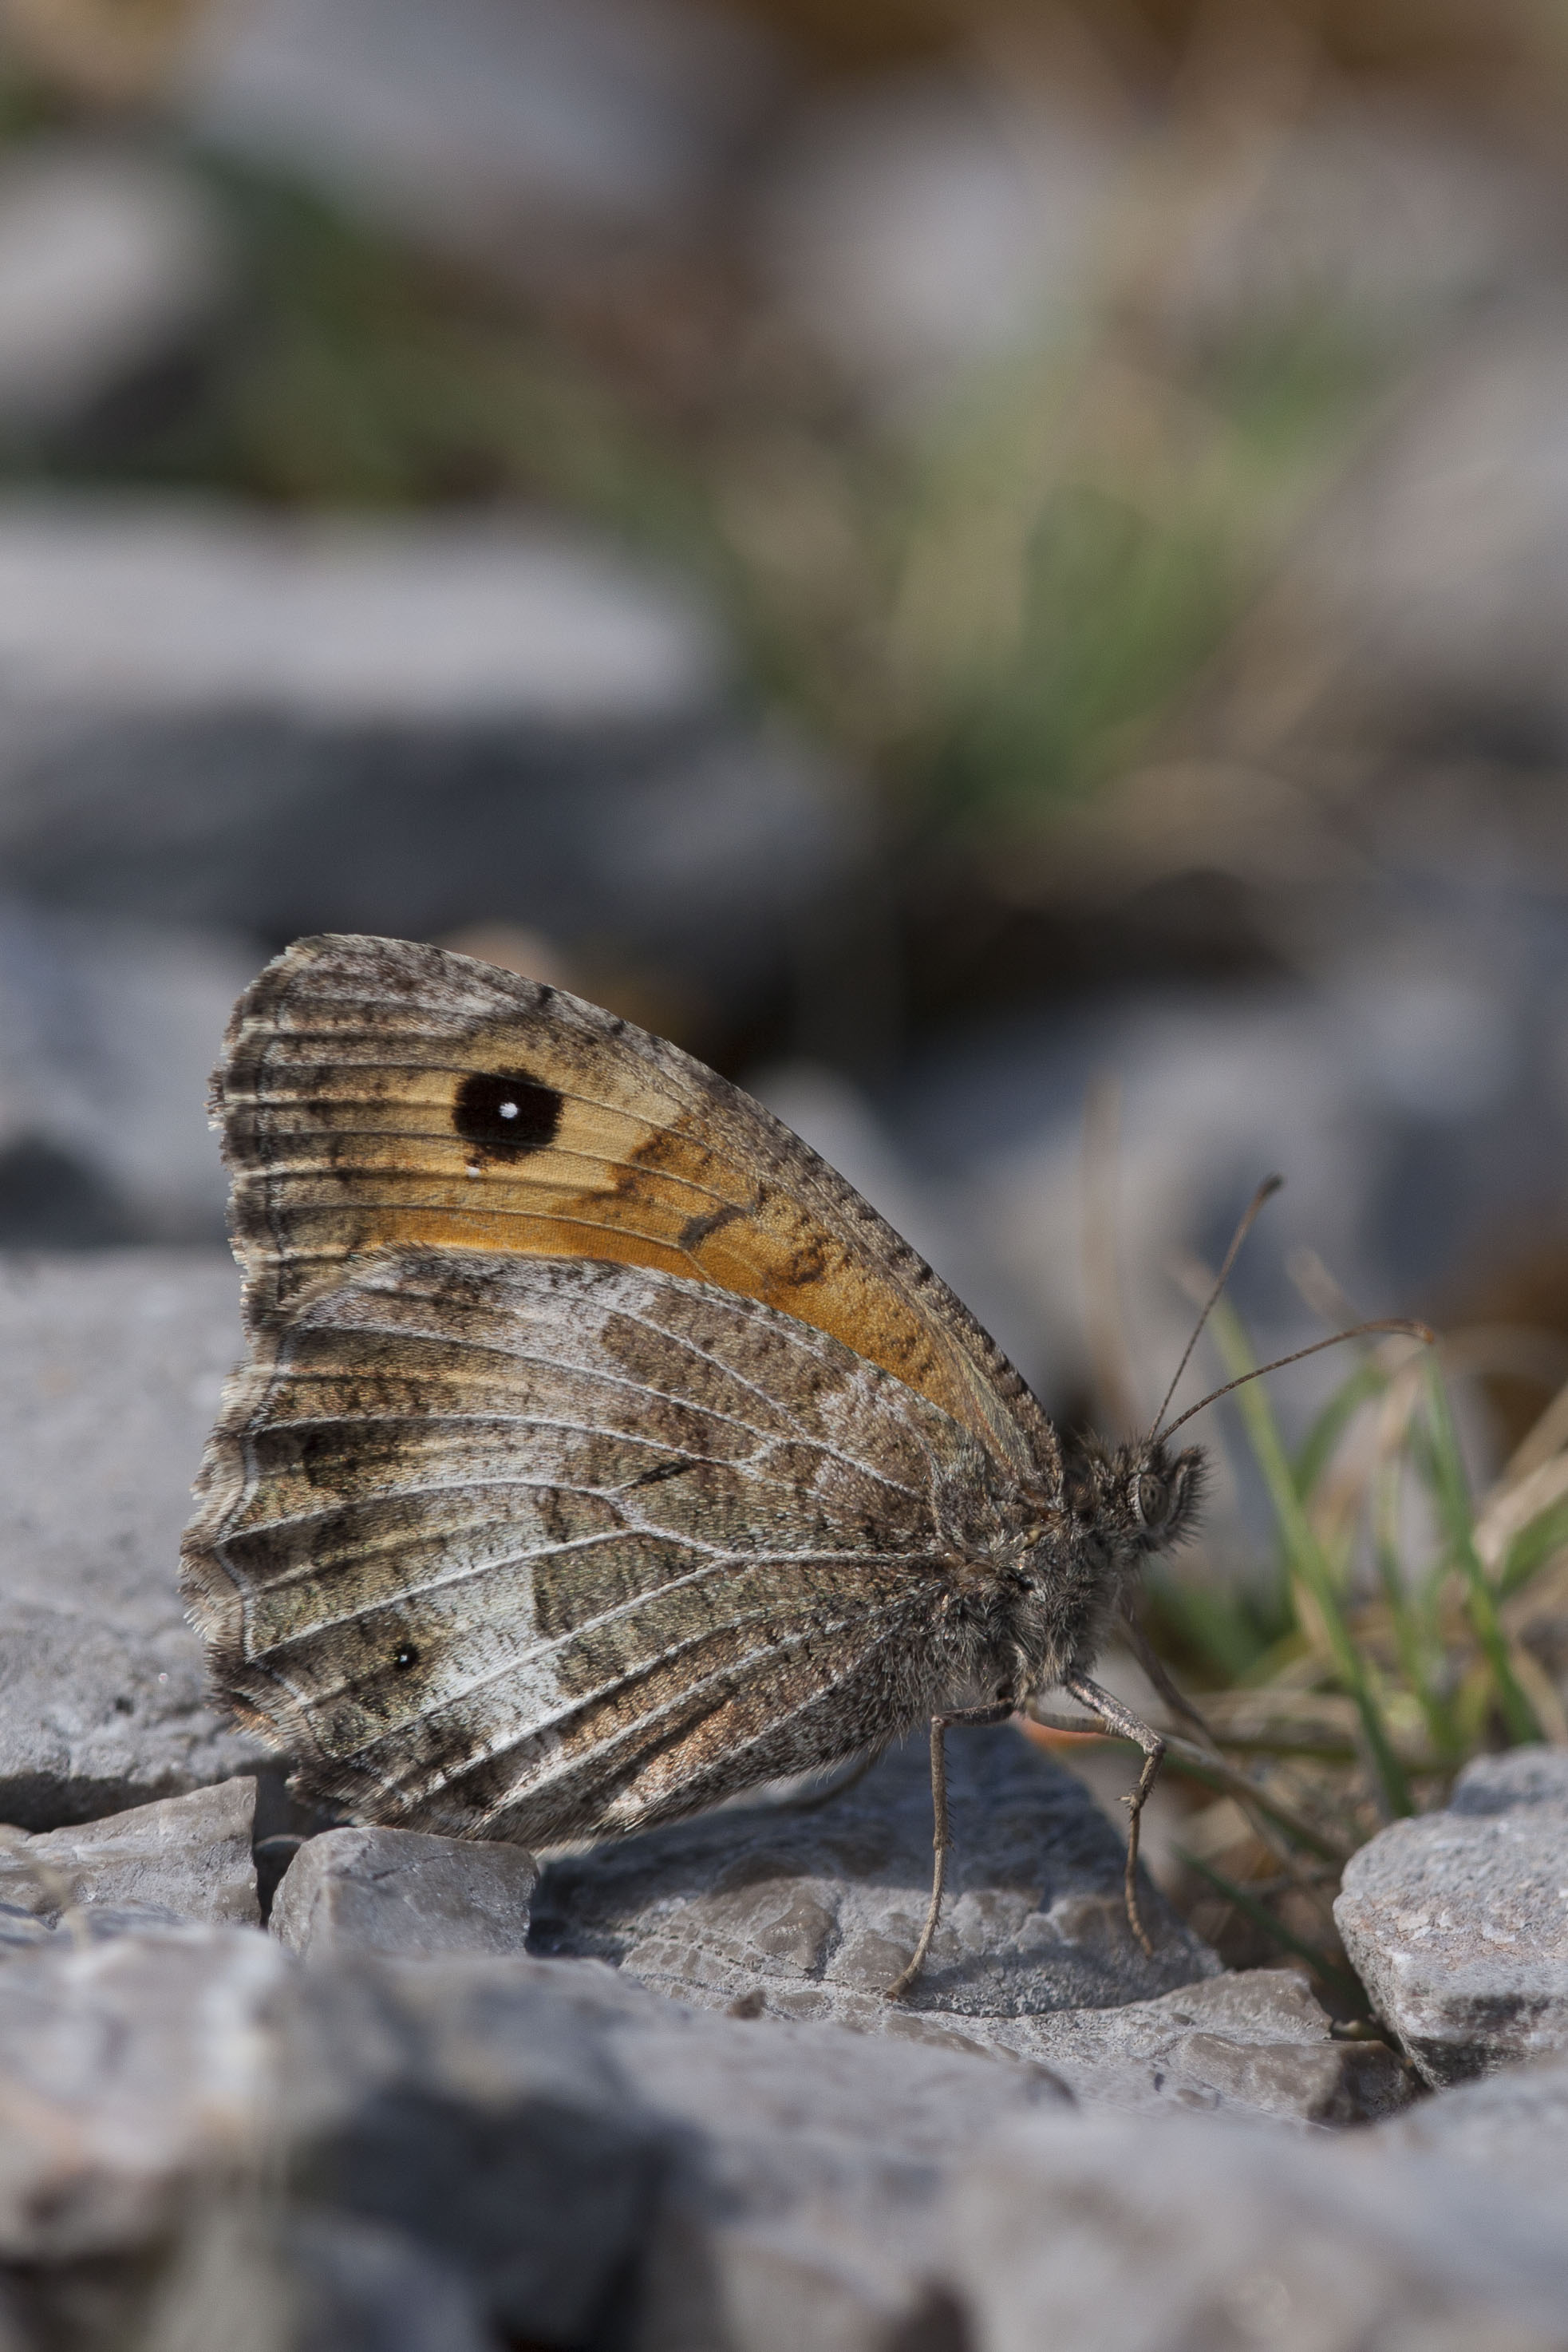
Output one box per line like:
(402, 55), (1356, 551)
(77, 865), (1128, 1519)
(185, 0), (778, 269)
(0, 144), (227, 440)
(1372, 2053), (1568, 2215)
(271, 1827), (536, 1960)
(1335, 1745), (1568, 2087)
(533, 1729), (1410, 2128)
(996, 1967), (1410, 2125)
(0, 503), (851, 1015)
(593, 1959), (1071, 2352)
(0, 1250), (271, 1830)
(531, 1722), (1218, 2024)
(281, 1953), (667, 2347)
(936, 2107), (1568, 2352)
(0, 1779), (258, 1950)
(0, 902), (255, 1246)
(140, 2207), (498, 2352)
(0, 1925), (289, 2263)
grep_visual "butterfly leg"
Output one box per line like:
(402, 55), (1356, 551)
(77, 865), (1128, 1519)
(887, 1702), (1016, 2001)
(1060, 1673), (1166, 1959)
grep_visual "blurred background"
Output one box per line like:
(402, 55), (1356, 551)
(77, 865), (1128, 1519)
(3, 0), (1568, 1953)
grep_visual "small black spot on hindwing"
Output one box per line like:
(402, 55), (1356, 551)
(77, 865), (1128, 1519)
(453, 1067), (563, 1159)
(392, 1642), (419, 1671)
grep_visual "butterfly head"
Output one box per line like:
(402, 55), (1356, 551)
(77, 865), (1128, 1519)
(1061, 1433), (1206, 1569)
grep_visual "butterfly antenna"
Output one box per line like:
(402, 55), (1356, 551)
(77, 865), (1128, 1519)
(1155, 1318), (1436, 1445)
(1149, 1174), (1284, 1442)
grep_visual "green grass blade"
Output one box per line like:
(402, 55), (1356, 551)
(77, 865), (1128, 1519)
(1293, 1357), (1386, 1503)
(1500, 1495), (1568, 1599)
(1207, 1300), (1413, 1816)
(1372, 1456), (1462, 1763)
(1420, 1363), (1539, 1744)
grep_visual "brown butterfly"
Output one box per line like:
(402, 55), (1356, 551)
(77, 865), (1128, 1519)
(182, 935), (1408, 1994)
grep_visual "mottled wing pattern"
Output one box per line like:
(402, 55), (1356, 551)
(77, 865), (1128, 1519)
(215, 935), (1054, 1482)
(182, 1248), (994, 1842)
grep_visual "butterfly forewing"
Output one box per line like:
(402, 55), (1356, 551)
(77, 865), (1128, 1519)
(215, 935), (1053, 1480)
(183, 1249), (992, 1844)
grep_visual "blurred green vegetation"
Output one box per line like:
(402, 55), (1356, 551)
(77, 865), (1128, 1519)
(26, 147), (1392, 861)
(1135, 1314), (1568, 1998)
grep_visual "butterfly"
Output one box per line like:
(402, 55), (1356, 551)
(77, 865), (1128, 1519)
(182, 934), (1238, 1994)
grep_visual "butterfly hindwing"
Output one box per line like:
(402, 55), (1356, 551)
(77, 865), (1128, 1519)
(215, 934), (1054, 1482)
(182, 1248), (1002, 1842)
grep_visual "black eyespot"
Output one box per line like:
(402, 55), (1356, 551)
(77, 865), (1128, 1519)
(392, 1642), (419, 1672)
(453, 1067), (562, 1158)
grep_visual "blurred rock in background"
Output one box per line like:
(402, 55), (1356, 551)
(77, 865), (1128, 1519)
(0, 139), (227, 445)
(0, 0), (1563, 1430)
(180, 0), (780, 285)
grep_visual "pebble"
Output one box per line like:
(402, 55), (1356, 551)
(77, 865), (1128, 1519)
(271, 1825), (537, 1960)
(0, 1779), (258, 1951)
(1334, 1745), (1568, 2087)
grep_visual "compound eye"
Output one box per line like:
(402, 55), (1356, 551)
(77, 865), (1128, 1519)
(1135, 1472), (1167, 1531)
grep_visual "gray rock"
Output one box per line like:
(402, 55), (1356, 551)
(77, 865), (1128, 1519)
(280, 2213), (500, 2352)
(598, 1963), (1070, 2352)
(281, 1955), (666, 2346)
(0, 901), (255, 1246)
(533, 1728), (1404, 2129)
(0, 1924), (290, 2263)
(935, 2107), (1568, 2352)
(1335, 1745), (1568, 2088)
(993, 1967), (1409, 2125)
(0, 1250), (271, 1829)
(0, 1779), (258, 1949)
(0, 1922), (1416, 2352)
(140, 2204), (498, 2352)
(1372, 2053), (1568, 2214)
(0, 501), (851, 1012)
(185, 0), (776, 267)
(757, 73), (1129, 409)
(0, 143), (227, 440)
(530, 1722), (1218, 2025)
(271, 1828), (536, 1961)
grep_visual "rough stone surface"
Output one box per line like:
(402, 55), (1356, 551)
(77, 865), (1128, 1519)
(279, 1954), (666, 2346)
(993, 1967), (1410, 2125)
(531, 1722), (1218, 2022)
(0, 1927), (1499, 2352)
(935, 2108), (1568, 2352)
(1372, 2054), (1568, 2214)
(0, 1779), (258, 1951)
(534, 1725), (1406, 2125)
(140, 2208), (498, 2352)
(0, 1925), (289, 2263)
(1335, 1745), (1568, 2087)
(271, 1826), (537, 1960)
(0, 1250), (271, 1830)
(571, 1955), (1071, 2352)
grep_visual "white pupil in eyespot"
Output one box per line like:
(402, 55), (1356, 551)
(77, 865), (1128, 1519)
(499, 1101), (519, 1118)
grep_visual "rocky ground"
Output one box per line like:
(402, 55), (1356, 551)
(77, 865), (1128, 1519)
(2, 1249), (1567, 2352)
